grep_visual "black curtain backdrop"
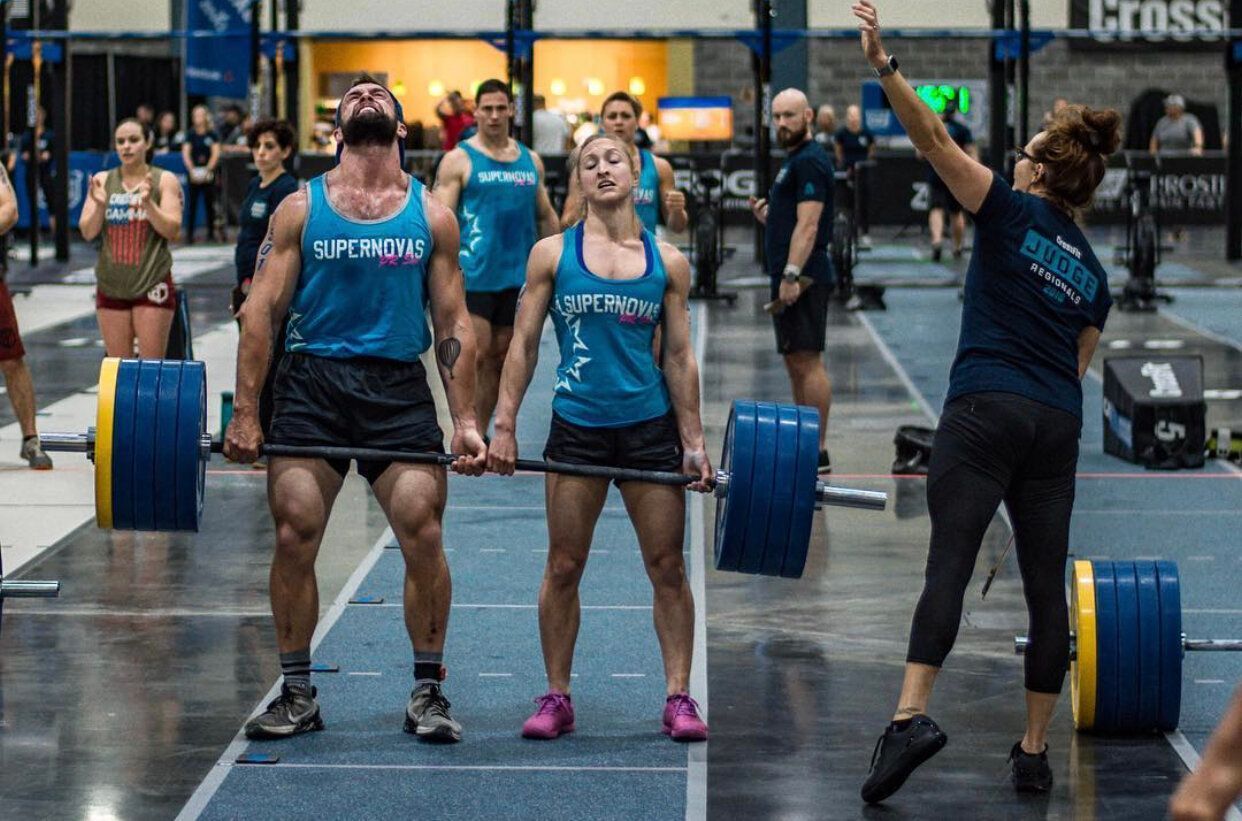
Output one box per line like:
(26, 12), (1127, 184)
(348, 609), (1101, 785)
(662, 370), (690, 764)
(70, 54), (109, 150)
(113, 56), (182, 135)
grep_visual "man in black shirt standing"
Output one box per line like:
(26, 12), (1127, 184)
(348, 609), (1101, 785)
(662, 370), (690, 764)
(925, 101), (976, 261)
(834, 104), (876, 246)
(749, 88), (836, 472)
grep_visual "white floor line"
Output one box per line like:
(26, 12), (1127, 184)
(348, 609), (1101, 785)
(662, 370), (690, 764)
(256, 762), (688, 773)
(1160, 305), (1242, 354)
(175, 528), (394, 821)
(685, 302), (709, 821)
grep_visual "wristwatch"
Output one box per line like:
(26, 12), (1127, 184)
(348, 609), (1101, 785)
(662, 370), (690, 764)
(874, 55), (898, 78)
(782, 265), (801, 284)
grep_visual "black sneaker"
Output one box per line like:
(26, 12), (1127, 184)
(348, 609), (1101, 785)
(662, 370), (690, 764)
(860, 714), (948, 804)
(1009, 742), (1053, 793)
(818, 450), (832, 475)
(404, 683), (462, 743)
(243, 684), (324, 739)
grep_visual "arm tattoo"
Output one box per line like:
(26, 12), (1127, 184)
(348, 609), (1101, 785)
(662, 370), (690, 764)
(436, 337), (462, 379)
(254, 227), (275, 275)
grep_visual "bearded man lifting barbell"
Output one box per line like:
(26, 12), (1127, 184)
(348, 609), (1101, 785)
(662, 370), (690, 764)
(224, 74), (487, 744)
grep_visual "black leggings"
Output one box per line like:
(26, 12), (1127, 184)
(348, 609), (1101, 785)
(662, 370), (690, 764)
(906, 391), (1079, 694)
(185, 181), (217, 241)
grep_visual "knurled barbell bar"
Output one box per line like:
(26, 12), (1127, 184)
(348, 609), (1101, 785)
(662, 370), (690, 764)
(1011, 559), (1241, 734)
(0, 543), (61, 636)
(39, 358), (887, 578)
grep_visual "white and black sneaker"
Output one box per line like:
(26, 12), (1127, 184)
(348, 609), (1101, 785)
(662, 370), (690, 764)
(20, 437), (52, 470)
(244, 684), (324, 740)
(404, 683), (462, 743)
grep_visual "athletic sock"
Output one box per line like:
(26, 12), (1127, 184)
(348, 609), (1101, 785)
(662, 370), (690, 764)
(414, 650), (444, 688)
(280, 648), (312, 695)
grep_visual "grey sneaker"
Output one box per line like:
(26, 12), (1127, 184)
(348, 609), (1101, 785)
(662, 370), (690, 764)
(243, 684), (324, 739)
(20, 437), (52, 470)
(404, 683), (462, 743)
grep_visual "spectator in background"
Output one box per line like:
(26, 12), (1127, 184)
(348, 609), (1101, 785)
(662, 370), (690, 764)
(572, 114), (598, 147)
(135, 103), (156, 135)
(835, 104), (876, 247)
(532, 94), (569, 155)
(17, 106), (58, 235)
(154, 111), (183, 155)
(1150, 94), (1204, 156)
(923, 101), (976, 262)
(1041, 97), (1069, 129)
(311, 120), (336, 154)
(815, 104), (837, 150)
(181, 104), (222, 244)
(436, 91), (475, 150)
(218, 104), (251, 155)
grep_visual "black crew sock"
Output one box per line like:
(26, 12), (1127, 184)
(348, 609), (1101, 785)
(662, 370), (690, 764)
(280, 648), (312, 695)
(414, 651), (444, 689)
(22, 434), (37, 444)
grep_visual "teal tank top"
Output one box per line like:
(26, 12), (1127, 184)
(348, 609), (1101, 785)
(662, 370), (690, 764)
(550, 224), (670, 427)
(288, 174), (434, 361)
(633, 149), (661, 233)
(457, 141), (539, 293)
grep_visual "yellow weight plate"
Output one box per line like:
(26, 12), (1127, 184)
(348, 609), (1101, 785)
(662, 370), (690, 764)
(94, 358), (119, 529)
(1071, 559), (1098, 730)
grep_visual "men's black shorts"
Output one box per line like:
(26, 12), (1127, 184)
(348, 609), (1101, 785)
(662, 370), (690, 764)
(928, 178), (964, 214)
(771, 281), (831, 355)
(269, 353), (443, 484)
(465, 287), (521, 327)
(544, 410), (683, 483)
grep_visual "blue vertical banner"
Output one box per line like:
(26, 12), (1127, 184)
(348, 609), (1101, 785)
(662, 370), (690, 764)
(185, 0), (253, 99)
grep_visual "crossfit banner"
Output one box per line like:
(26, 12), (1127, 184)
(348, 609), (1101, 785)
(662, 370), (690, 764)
(1089, 154), (1228, 225)
(1069, 0), (1230, 49)
(185, 0), (252, 99)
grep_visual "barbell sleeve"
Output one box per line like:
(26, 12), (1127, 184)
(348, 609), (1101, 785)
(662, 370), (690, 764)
(0, 580), (61, 598)
(1015, 635), (1242, 654)
(817, 482), (888, 511)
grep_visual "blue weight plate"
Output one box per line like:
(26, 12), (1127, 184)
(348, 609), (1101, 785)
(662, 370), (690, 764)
(1154, 560), (1183, 731)
(714, 401), (756, 572)
(739, 402), (780, 575)
(131, 362), (163, 531)
(110, 360), (142, 530)
(781, 405), (820, 579)
(760, 404), (800, 577)
(174, 361), (208, 531)
(153, 361), (183, 531)
(1113, 562), (1140, 732)
(1134, 561), (1162, 733)
(1092, 561), (1119, 733)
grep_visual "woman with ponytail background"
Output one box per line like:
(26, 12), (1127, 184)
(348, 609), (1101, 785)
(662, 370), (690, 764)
(848, 1), (1122, 804)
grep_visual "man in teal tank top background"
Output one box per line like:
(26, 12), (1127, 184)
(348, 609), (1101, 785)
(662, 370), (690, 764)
(433, 79), (559, 438)
(225, 75), (487, 746)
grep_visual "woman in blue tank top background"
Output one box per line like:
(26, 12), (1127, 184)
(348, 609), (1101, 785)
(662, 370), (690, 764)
(489, 133), (713, 743)
(559, 92), (687, 236)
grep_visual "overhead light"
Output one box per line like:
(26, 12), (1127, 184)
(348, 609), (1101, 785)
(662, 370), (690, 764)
(586, 78), (604, 96)
(628, 76), (645, 96)
(391, 80), (407, 97)
(550, 78), (567, 96)
(428, 80), (445, 97)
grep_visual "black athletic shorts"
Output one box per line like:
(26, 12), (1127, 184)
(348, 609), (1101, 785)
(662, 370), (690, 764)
(269, 353), (444, 484)
(544, 410), (683, 483)
(466, 287), (521, 327)
(928, 177), (963, 214)
(772, 281), (831, 355)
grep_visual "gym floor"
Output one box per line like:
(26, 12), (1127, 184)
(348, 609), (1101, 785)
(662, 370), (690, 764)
(0, 227), (1238, 819)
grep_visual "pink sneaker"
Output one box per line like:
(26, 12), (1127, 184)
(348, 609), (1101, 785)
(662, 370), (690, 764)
(662, 693), (708, 742)
(522, 692), (575, 739)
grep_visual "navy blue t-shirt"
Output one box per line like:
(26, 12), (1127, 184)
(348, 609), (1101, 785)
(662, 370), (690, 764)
(834, 126), (875, 170)
(234, 172), (298, 284)
(929, 119), (974, 186)
(185, 130), (217, 168)
(764, 139), (834, 286)
(947, 173), (1112, 419)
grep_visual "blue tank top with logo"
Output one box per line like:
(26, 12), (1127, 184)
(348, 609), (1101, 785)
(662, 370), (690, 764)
(550, 223), (670, 427)
(288, 174), (434, 361)
(633, 149), (661, 233)
(457, 141), (539, 293)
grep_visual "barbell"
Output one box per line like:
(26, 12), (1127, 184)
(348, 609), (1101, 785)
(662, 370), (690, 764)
(0, 541), (61, 635)
(39, 358), (887, 578)
(1013, 559), (1241, 734)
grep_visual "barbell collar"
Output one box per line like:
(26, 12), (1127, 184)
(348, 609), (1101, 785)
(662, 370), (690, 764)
(39, 432), (92, 453)
(0, 580), (61, 598)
